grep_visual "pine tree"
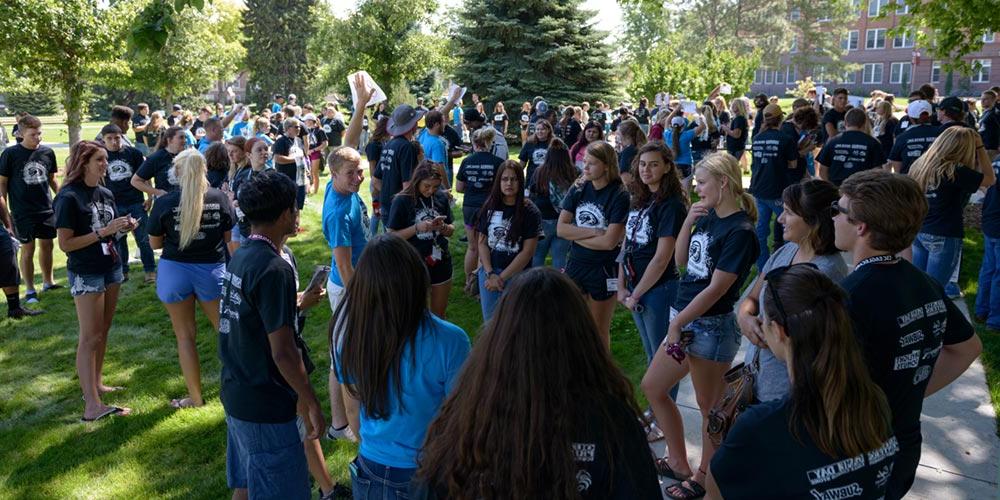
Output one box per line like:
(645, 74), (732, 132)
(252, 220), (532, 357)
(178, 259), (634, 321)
(453, 0), (616, 106)
(243, 0), (318, 106)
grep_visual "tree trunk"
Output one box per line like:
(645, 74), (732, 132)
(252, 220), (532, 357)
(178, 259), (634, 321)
(165, 87), (174, 115)
(63, 79), (84, 147)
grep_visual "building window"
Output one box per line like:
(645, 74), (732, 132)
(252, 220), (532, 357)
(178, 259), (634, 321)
(973, 59), (992, 83)
(818, 14), (831, 22)
(984, 32), (996, 44)
(765, 69), (773, 84)
(931, 62), (941, 83)
(776, 68), (785, 84)
(787, 66), (796, 83)
(890, 62), (912, 84)
(842, 30), (859, 51)
(840, 70), (857, 84)
(754, 69), (763, 84)
(893, 32), (914, 48)
(868, 0), (887, 17)
(866, 29), (887, 49)
(863, 63), (884, 84)
(895, 0), (908, 15)
(852, 0), (862, 15)
(813, 66), (827, 83)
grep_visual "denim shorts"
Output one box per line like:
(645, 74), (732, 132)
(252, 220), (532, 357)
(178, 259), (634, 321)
(225, 414), (309, 499)
(155, 258), (225, 303)
(67, 267), (124, 297)
(668, 308), (741, 363)
(350, 454), (416, 500)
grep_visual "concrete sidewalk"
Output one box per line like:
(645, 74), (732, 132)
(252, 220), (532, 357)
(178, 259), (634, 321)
(649, 298), (999, 499)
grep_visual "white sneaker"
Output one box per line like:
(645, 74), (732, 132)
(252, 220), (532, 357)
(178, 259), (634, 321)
(325, 424), (357, 442)
(24, 292), (39, 304)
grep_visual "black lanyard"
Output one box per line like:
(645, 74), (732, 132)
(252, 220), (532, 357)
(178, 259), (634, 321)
(248, 234), (279, 253)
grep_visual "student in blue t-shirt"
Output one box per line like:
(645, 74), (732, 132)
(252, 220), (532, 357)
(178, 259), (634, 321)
(417, 111), (449, 181)
(333, 234), (470, 499)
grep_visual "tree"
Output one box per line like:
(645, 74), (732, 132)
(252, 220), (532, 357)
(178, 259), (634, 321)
(130, 0), (213, 55)
(786, 0), (856, 79)
(619, 0), (675, 65)
(627, 41), (760, 102)
(0, 0), (136, 145)
(244, 0), (318, 106)
(888, 0), (1000, 75)
(453, 0), (617, 106)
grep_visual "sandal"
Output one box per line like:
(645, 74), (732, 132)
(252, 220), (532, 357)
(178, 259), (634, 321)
(664, 479), (706, 499)
(169, 397), (202, 409)
(654, 457), (690, 481)
(143, 274), (157, 285)
(81, 406), (130, 422)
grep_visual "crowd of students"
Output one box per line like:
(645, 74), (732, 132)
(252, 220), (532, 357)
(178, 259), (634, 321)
(0, 75), (997, 499)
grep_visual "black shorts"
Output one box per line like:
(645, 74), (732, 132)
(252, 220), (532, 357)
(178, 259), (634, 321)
(565, 259), (617, 301)
(12, 215), (56, 244)
(427, 254), (453, 286)
(462, 205), (482, 229)
(0, 229), (19, 287)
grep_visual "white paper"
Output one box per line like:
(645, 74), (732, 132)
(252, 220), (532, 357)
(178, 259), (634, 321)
(447, 81), (468, 104)
(226, 86), (235, 100)
(815, 86), (827, 96)
(720, 84), (732, 95)
(681, 100), (698, 114)
(655, 92), (665, 107)
(847, 95), (865, 108)
(348, 71), (387, 109)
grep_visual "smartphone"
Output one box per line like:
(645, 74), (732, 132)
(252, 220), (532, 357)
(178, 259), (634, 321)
(305, 265), (330, 293)
(432, 215), (447, 223)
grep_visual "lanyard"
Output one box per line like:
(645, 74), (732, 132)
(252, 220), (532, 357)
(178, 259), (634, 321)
(248, 234), (279, 253)
(626, 202), (653, 254)
(855, 254), (898, 271)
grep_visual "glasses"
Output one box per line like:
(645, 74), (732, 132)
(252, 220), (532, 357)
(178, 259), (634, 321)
(831, 200), (851, 217)
(763, 263), (818, 325)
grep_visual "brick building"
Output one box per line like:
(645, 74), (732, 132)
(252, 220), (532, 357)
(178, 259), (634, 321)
(749, 0), (997, 98)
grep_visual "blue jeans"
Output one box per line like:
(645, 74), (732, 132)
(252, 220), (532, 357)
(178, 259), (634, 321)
(478, 267), (505, 321)
(977, 236), (1000, 328)
(755, 198), (783, 271)
(115, 202), (156, 274)
(532, 219), (570, 269)
(911, 232), (962, 289)
(632, 280), (680, 401)
(350, 455), (415, 500)
(225, 415), (309, 499)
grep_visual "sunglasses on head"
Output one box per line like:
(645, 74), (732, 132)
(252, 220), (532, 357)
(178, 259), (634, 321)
(763, 263), (819, 325)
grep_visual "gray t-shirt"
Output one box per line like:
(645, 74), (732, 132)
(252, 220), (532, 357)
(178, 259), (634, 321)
(745, 242), (848, 401)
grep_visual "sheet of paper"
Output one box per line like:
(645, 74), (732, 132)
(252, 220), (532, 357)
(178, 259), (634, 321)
(847, 95), (865, 108)
(719, 84), (732, 95)
(348, 71), (387, 108)
(681, 100), (698, 114)
(447, 81), (468, 103)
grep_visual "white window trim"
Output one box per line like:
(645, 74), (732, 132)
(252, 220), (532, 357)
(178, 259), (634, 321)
(984, 32), (996, 44)
(930, 61), (941, 83)
(863, 63), (884, 84)
(895, 0), (909, 15)
(893, 32), (914, 48)
(890, 62), (911, 84)
(973, 59), (992, 83)
(765, 69), (773, 84)
(866, 29), (886, 49)
(868, 0), (886, 17)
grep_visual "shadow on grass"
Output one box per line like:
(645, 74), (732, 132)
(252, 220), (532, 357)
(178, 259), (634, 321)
(958, 232), (1000, 436)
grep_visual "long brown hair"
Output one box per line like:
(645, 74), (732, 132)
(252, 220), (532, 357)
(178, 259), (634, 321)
(617, 118), (647, 148)
(781, 180), (840, 255)
(532, 138), (577, 197)
(477, 161), (528, 247)
(397, 161), (443, 200)
(62, 140), (105, 189)
(416, 268), (645, 499)
(627, 142), (686, 209)
(155, 126), (185, 151)
(332, 233), (430, 419)
(761, 265), (891, 457)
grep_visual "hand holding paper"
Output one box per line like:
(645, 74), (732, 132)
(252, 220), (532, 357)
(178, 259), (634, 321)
(447, 81), (467, 106)
(348, 71), (387, 109)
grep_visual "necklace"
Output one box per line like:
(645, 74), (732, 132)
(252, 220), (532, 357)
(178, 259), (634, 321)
(248, 233), (279, 253)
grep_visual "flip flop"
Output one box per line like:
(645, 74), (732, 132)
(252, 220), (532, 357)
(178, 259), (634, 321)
(655, 457), (691, 481)
(81, 406), (128, 422)
(664, 479), (706, 500)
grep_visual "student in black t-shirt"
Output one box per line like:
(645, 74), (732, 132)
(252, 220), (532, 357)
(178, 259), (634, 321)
(365, 116), (391, 234)
(722, 98), (749, 161)
(0, 193), (43, 319)
(456, 127), (503, 296)
(204, 142), (231, 190)
(980, 90), (1000, 158)
(634, 97), (652, 135)
(519, 120), (554, 184)
(271, 118), (308, 209)
(148, 149), (234, 409)
(322, 104), (346, 148)
(641, 152), (757, 500)
(492, 102), (509, 136)
(374, 102), (439, 226)
(101, 125), (156, 284)
(616, 119), (647, 185)
(529, 139), (576, 269)
(558, 141), (629, 345)
(132, 103), (152, 156)
(387, 162), (456, 318)
(54, 141), (138, 422)
(975, 154), (1000, 329)
(558, 107), (582, 147)
(0, 114), (61, 302)
(304, 114), (328, 195)
(132, 126), (186, 198)
(908, 127), (994, 287)
(709, 265), (898, 500)
(874, 100), (899, 156)
(518, 101), (532, 145)
(816, 108), (887, 186)
(220, 170), (323, 499)
(414, 268), (660, 499)
(834, 169), (982, 499)
(229, 138), (269, 251)
(889, 100), (940, 174)
(475, 161), (542, 320)
(821, 88), (850, 144)
(750, 94), (768, 139)
(569, 120), (604, 169)
(749, 104), (803, 271)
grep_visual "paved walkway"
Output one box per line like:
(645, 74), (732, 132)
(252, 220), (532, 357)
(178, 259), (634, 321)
(649, 298), (999, 499)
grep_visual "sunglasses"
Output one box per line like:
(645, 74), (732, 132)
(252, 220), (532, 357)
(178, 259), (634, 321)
(763, 263), (819, 325)
(831, 199), (851, 217)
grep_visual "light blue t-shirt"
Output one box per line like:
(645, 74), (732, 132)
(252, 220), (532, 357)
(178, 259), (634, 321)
(231, 121), (251, 139)
(197, 137), (215, 154)
(183, 130), (196, 149)
(271, 102), (282, 114)
(417, 128), (448, 165)
(335, 314), (471, 468)
(663, 127), (697, 166)
(322, 186), (370, 287)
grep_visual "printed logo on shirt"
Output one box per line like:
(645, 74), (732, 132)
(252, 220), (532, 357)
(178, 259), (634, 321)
(921, 344), (942, 360)
(360, 201), (371, 239)
(572, 443), (596, 462)
(805, 455), (866, 485)
(808, 483), (863, 500)
(875, 463), (893, 489)
(576, 469), (592, 492)
(107, 159), (133, 182)
(89, 201), (115, 232)
(867, 436), (899, 466)
(22, 161), (48, 185)
(531, 147), (547, 166)
(932, 319), (947, 337)
(896, 306), (925, 328)
(575, 202), (607, 229)
(415, 205), (438, 240)
(167, 166), (180, 186)
(924, 299), (946, 317)
(898, 330), (924, 348)
(625, 209), (652, 247)
(686, 231), (713, 279)
(912, 365), (931, 385)
(893, 350), (921, 370)
(487, 211), (519, 254)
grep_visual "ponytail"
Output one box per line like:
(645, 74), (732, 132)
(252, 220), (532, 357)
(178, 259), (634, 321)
(671, 125), (682, 162)
(695, 152), (757, 222)
(739, 191), (758, 223)
(173, 149), (208, 250)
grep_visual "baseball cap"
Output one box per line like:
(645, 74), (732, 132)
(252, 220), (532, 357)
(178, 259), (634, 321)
(763, 103), (785, 118)
(938, 96), (963, 114)
(287, 93), (297, 100)
(907, 100), (933, 119)
(536, 100), (549, 115)
(670, 116), (686, 128)
(387, 104), (426, 136)
(303, 113), (317, 122)
(172, 104), (182, 111)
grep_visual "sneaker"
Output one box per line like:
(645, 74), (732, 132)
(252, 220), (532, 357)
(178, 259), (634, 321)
(8, 307), (44, 319)
(24, 291), (39, 304)
(325, 424), (357, 442)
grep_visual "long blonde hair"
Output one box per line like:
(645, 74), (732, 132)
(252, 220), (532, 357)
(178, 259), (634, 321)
(909, 127), (980, 192)
(731, 97), (750, 118)
(583, 141), (621, 185)
(696, 152), (757, 222)
(173, 149), (208, 250)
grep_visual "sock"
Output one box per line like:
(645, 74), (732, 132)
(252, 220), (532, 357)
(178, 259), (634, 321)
(6, 292), (19, 313)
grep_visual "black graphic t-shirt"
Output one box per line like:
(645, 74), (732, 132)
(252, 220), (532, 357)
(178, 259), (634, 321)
(271, 135), (301, 182)
(561, 118), (582, 147)
(726, 115), (749, 154)
(387, 191), (453, 258)
(492, 112), (508, 131)
(527, 173), (569, 221)
(476, 201), (542, 271)
(104, 147), (146, 205)
(219, 239), (300, 423)
(821, 108), (848, 143)
(133, 114), (150, 146)
(618, 145), (638, 175)
(207, 168), (229, 190)
(519, 141), (550, 184)
(749, 128), (799, 200)
(841, 261), (974, 456)
(147, 188), (234, 263)
(457, 152), (504, 209)
(980, 107), (1000, 150)
(712, 398), (898, 500)
(443, 125), (463, 175)
(0, 143), (57, 219)
(920, 166), (983, 238)
(364, 140), (382, 165)
(634, 106), (650, 125)
(307, 127), (328, 153)
(53, 183), (118, 274)
(624, 196), (686, 289)
(374, 137), (418, 214)
(560, 181), (629, 265)
(591, 110), (606, 126)
(570, 400), (662, 499)
(675, 210), (757, 316)
(322, 116), (346, 147)
(135, 148), (179, 193)
(888, 124), (940, 175)
(816, 130), (887, 186)
(981, 157), (1000, 238)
